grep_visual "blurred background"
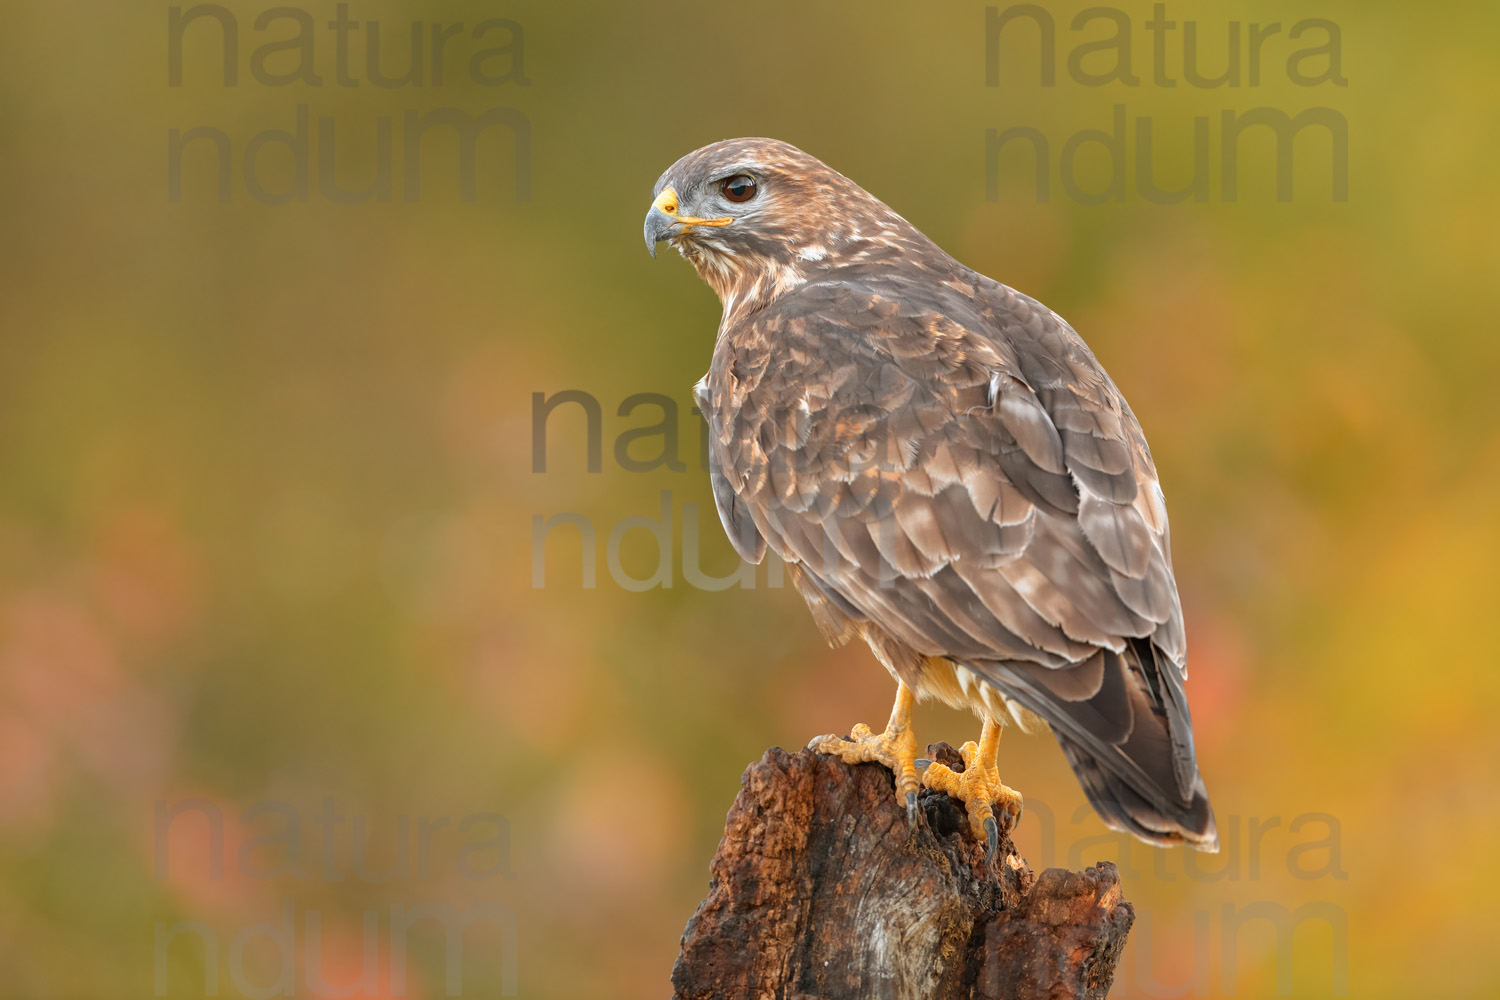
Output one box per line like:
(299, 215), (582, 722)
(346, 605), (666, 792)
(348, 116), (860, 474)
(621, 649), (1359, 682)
(1, 0), (1496, 996)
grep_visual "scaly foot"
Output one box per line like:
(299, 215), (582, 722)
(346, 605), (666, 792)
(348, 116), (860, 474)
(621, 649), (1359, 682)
(920, 716), (1023, 859)
(808, 682), (923, 827)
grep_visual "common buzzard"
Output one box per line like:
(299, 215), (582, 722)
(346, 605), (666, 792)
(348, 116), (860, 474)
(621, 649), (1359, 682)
(645, 138), (1217, 855)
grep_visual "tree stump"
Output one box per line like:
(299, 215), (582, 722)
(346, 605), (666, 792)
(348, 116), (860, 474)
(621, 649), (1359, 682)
(671, 744), (1134, 1000)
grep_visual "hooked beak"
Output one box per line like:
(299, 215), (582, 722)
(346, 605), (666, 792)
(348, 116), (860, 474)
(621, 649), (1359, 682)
(644, 187), (732, 258)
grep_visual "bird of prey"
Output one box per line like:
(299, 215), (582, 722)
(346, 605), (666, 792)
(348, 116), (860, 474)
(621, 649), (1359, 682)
(644, 138), (1217, 855)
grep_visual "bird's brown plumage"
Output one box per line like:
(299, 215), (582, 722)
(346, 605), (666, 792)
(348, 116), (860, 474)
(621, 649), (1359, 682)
(648, 137), (1217, 849)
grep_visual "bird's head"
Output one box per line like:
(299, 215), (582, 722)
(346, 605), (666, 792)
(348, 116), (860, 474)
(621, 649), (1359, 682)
(644, 137), (914, 308)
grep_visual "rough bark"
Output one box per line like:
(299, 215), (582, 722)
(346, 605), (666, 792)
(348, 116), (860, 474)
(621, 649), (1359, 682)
(671, 744), (1133, 1000)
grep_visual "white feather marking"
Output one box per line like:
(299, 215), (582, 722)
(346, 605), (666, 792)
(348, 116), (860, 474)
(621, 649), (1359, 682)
(1007, 697), (1027, 727)
(957, 665), (979, 700)
(982, 684), (1006, 720)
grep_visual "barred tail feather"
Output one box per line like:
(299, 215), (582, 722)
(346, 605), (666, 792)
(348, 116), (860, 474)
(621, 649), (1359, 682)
(1056, 731), (1218, 850)
(970, 640), (1219, 851)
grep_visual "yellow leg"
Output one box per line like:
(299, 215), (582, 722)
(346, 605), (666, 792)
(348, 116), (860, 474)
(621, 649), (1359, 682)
(921, 716), (1024, 857)
(808, 682), (923, 827)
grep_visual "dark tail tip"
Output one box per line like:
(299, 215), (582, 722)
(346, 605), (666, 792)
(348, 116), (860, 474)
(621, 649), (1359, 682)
(1057, 734), (1219, 851)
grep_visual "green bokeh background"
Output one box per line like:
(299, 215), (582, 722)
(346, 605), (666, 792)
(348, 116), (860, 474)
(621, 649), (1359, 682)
(2, 1), (1497, 997)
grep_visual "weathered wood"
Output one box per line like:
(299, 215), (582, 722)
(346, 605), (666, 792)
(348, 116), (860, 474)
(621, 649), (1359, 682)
(672, 744), (1133, 1000)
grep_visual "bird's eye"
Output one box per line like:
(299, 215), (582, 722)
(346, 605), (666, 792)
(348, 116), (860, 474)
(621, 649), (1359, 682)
(719, 174), (758, 203)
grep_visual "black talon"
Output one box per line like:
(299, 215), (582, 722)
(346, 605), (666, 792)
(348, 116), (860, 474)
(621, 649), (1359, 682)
(914, 758), (932, 769)
(984, 815), (999, 861)
(906, 790), (919, 829)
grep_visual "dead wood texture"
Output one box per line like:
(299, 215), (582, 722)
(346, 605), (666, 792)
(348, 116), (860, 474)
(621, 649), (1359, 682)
(671, 745), (1134, 1000)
